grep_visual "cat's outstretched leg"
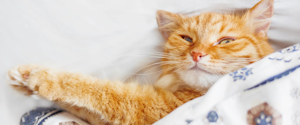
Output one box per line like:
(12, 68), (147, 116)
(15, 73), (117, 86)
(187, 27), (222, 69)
(7, 64), (188, 125)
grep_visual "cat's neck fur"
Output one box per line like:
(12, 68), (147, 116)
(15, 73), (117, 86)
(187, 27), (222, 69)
(154, 73), (211, 93)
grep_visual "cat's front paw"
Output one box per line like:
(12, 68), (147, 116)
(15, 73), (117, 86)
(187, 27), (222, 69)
(8, 64), (43, 98)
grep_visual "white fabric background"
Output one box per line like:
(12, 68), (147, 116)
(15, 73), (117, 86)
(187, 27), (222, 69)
(0, 0), (299, 124)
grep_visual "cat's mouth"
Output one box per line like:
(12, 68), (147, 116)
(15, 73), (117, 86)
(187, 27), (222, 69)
(190, 65), (212, 74)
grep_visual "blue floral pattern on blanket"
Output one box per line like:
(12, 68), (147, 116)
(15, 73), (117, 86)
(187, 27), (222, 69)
(247, 102), (282, 125)
(292, 111), (300, 125)
(245, 64), (300, 91)
(207, 111), (218, 122)
(185, 119), (193, 124)
(279, 43), (300, 54)
(290, 87), (300, 99)
(268, 56), (292, 62)
(255, 112), (272, 125)
(268, 43), (300, 63)
(230, 67), (253, 81)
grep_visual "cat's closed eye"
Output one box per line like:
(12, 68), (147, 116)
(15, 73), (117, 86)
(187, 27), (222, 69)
(213, 37), (235, 46)
(181, 35), (193, 43)
(219, 38), (234, 44)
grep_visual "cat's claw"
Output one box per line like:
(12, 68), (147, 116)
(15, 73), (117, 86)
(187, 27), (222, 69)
(7, 64), (41, 97)
(8, 66), (28, 86)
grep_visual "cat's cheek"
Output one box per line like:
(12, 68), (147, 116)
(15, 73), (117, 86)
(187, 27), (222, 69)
(165, 41), (190, 52)
(183, 55), (195, 68)
(199, 56), (211, 64)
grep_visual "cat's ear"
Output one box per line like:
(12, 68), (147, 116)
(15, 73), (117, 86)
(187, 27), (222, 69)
(156, 10), (181, 40)
(247, 0), (274, 37)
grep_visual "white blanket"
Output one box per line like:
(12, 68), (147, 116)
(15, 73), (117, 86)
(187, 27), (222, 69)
(1, 0), (300, 124)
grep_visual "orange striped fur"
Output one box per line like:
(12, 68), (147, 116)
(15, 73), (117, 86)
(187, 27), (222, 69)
(8, 0), (274, 124)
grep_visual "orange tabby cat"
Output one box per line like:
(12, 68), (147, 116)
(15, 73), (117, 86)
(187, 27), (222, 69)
(8, 0), (274, 124)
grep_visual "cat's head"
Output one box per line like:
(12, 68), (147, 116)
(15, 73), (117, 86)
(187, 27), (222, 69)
(156, 0), (274, 90)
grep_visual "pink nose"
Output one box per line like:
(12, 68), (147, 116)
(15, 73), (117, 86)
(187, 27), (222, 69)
(191, 52), (206, 62)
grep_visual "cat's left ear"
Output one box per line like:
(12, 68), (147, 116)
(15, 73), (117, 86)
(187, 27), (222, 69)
(156, 10), (181, 40)
(247, 0), (274, 37)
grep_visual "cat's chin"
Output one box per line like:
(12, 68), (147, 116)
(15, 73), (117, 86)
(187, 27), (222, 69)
(190, 66), (213, 74)
(177, 68), (223, 89)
